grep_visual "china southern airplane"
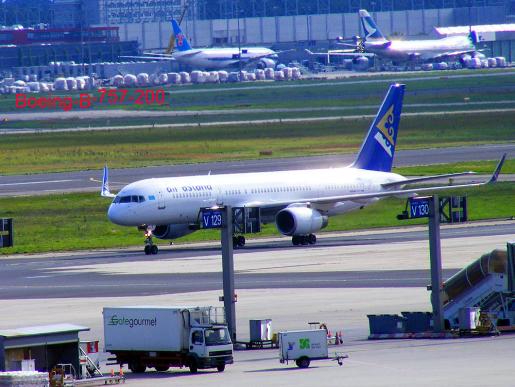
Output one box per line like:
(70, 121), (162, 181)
(343, 9), (479, 63)
(126, 20), (278, 70)
(103, 84), (505, 255)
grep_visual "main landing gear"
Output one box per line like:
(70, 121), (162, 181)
(291, 234), (316, 246)
(144, 228), (158, 255)
(233, 235), (246, 248)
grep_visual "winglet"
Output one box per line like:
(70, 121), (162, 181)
(488, 153), (506, 184)
(101, 164), (115, 198)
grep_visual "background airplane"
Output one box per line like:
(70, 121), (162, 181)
(125, 20), (279, 71)
(102, 84), (505, 254)
(342, 9), (480, 64)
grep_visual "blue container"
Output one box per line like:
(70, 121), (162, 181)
(401, 312), (433, 333)
(367, 314), (407, 334)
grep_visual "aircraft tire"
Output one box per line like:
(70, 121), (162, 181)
(308, 234), (316, 245)
(151, 245), (158, 254)
(144, 245), (151, 255)
(292, 236), (300, 246)
(237, 235), (245, 247)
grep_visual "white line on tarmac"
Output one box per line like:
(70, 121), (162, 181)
(0, 179), (76, 186)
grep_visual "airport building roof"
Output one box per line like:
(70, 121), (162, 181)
(0, 324), (89, 338)
(435, 24), (515, 36)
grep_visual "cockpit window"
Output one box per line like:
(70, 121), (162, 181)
(113, 195), (146, 204)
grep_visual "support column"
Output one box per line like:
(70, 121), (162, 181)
(221, 206), (236, 341)
(429, 195), (445, 333)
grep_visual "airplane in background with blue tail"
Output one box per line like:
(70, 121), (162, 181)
(124, 19), (279, 70)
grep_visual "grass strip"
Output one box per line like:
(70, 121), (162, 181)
(0, 111), (514, 175)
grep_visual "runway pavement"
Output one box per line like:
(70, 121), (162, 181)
(1, 221), (512, 300)
(0, 143), (512, 196)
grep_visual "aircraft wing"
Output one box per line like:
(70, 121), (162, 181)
(240, 154), (505, 209)
(431, 49), (476, 60)
(120, 49), (202, 61)
(381, 171), (477, 189)
(120, 55), (176, 61)
(304, 49), (373, 57)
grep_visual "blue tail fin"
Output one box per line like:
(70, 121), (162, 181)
(171, 19), (192, 52)
(359, 9), (387, 41)
(352, 83), (405, 172)
(101, 164), (115, 198)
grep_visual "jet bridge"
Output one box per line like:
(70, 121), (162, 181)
(442, 244), (515, 330)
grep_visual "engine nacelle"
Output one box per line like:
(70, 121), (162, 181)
(153, 224), (195, 240)
(275, 207), (328, 236)
(257, 58), (276, 69)
(352, 56), (370, 71)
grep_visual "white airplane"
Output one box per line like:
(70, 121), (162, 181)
(125, 20), (278, 70)
(339, 9), (480, 63)
(103, 84), (505, 254)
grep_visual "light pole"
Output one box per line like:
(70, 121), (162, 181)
(237, 1), (242, 80)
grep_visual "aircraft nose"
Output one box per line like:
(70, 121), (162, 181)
(108, 204), (127, 225)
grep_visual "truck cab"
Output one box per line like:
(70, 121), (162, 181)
(189, 325), (233, 372)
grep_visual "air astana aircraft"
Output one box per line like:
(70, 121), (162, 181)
(350, 9), (479, 63)
(102, 84), (505, 254)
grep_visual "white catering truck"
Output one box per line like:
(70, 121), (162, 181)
(103, 306), (233, 373)
(279, 329), (347, 368)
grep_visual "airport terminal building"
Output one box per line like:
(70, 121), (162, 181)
(1, 0), (515, 70)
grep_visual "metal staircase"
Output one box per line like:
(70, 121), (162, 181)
(442, 245), (515, 329)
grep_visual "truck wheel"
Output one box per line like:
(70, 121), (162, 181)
(155, 365), (169, 372)
(296, 357), (310, 368)
(189, 360), (198, 374)
(129, 362), (146, 373)
(216, 364), (226, 372)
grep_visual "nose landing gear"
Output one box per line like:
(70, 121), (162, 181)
(143, 228), (159, 255)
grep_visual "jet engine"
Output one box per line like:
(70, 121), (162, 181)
(275, 207), (328, 236)
(153, 224), (195, 239)
(256, 58), (276, 69)
(352, 56), (370, 71)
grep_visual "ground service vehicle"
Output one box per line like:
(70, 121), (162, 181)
(279, 329), (329, 368)
(103, 306), (233, 373)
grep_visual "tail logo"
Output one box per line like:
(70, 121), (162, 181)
(362, 18), (377, 38)
(177, 33), (184, 47)
(373, 104), (395, 157)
